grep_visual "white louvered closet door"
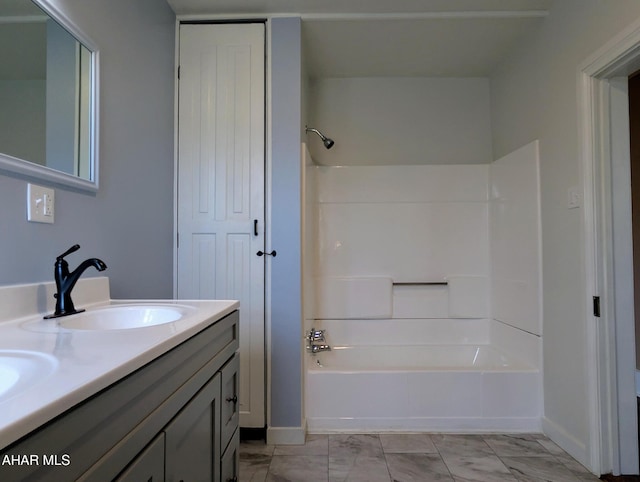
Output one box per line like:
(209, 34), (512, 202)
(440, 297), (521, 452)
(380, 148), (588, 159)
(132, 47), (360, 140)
(177, 23), (265, 428)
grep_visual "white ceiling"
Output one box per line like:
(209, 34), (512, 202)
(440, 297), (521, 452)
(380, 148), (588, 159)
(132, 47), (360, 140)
(167, 0), (552, 78)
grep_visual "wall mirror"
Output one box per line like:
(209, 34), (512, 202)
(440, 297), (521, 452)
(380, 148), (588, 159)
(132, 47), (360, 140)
(0, 0), (98, 191)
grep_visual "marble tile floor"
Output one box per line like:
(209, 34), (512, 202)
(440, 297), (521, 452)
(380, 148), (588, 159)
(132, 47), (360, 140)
(240, 433), (604, 482)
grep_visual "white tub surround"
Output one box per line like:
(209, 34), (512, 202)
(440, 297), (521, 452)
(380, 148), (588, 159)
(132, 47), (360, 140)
(305, 142), (543, 434)
(316, 198), (489, 284)
(446, 276), (490, 318)
(316, 319), (491, 347)
(0, 277), (238, 449)
(312, 164), (490, 322)
(490, 141), (542, 338)
(315, 277), (392, 319)
(491, 318), (541, 370)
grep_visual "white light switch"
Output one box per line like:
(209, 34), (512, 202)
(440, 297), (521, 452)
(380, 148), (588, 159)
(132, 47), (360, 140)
(27, 184), (55, 223)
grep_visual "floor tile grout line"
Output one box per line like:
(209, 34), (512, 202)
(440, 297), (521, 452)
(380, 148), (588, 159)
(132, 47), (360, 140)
(484, 433), (561, 481)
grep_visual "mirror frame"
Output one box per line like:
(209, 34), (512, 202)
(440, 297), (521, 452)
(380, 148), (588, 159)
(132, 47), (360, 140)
(0, 0), (99, 192)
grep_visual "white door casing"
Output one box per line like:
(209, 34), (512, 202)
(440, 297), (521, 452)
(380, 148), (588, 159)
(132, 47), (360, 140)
(580, 19), (640, 475)
(177, 23), (265, 428)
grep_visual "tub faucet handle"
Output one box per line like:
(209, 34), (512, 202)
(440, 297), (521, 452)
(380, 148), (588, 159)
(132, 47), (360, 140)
(306, 328), (325, 342)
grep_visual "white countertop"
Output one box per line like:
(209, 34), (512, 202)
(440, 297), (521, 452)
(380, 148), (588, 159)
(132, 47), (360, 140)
(0, 277), (238, 449)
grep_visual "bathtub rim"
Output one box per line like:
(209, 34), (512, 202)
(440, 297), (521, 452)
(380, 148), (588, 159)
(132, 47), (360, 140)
(307, 343), (538, 373)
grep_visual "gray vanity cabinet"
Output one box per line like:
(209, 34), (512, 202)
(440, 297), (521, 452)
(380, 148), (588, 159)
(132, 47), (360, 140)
(116, 363), (236, 482)
(220, 355), (240, 482)
(0, 311), (239, 482)
(115, 434), (165, 482)
(221, 355), (240, 452)
(164, 373), (221, 482)
(115, 371), (227, 482)
(221, 429), (240, 482)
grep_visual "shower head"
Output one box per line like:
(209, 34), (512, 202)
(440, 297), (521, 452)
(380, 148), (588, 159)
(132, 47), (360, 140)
(305, 126), (335, 149)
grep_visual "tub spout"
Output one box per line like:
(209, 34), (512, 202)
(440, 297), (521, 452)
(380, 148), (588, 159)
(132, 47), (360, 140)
(307, 344), (331, 354)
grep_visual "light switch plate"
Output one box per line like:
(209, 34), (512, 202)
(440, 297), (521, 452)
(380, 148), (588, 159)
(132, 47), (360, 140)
(27, 184), (55, 223)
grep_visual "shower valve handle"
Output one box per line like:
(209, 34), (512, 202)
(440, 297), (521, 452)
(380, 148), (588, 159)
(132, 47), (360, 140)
(306, 328), (325, 342)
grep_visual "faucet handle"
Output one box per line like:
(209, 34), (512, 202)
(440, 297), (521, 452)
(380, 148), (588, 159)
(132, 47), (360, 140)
(306, 328), (326, 342)
(57, 244), (80, 261)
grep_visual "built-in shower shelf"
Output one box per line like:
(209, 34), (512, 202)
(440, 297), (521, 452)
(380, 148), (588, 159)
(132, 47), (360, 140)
(392, 281), (448, 286)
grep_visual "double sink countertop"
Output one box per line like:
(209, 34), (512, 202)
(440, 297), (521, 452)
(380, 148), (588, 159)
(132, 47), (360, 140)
(0, 277), (238, 449)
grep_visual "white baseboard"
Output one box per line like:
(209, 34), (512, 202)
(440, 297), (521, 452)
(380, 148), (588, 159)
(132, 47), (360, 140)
(542, 416), (590, 469)
(266, 425), (306, 445)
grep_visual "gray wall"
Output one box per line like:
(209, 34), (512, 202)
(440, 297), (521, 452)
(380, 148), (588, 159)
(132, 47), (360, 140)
(270, 17), (303, 429)
(0, 0), (176, 299)
(308, 77), (492, 166)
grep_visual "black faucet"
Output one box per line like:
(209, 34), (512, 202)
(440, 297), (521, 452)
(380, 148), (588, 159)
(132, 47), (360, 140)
(44, 244), (107, 319)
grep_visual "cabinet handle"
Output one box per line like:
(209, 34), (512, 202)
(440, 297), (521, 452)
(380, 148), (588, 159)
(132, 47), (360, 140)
(226, 395), (238, 404)
(254, 219), (258, 236)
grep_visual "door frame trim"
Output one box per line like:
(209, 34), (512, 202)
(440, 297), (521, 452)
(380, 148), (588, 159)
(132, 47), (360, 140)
(580, 16), (640, 475)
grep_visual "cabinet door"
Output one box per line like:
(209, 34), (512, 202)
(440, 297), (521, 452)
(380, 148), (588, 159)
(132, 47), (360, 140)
(165, 373), (221, 482)
(221, 354), (240, 452)
(115, 433), (165, 482)
(220, 429), (239, 482)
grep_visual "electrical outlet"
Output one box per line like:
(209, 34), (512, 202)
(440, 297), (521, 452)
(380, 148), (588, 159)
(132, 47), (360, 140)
(27, 184), (55, 223)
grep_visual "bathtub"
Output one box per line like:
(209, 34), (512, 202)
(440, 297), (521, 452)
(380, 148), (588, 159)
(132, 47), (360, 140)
(305, 343), (541, 433)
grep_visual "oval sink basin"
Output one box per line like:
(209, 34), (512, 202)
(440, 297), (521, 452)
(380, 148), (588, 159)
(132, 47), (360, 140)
(0, 350), (57, 402)
(58, 305), (191, 331)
